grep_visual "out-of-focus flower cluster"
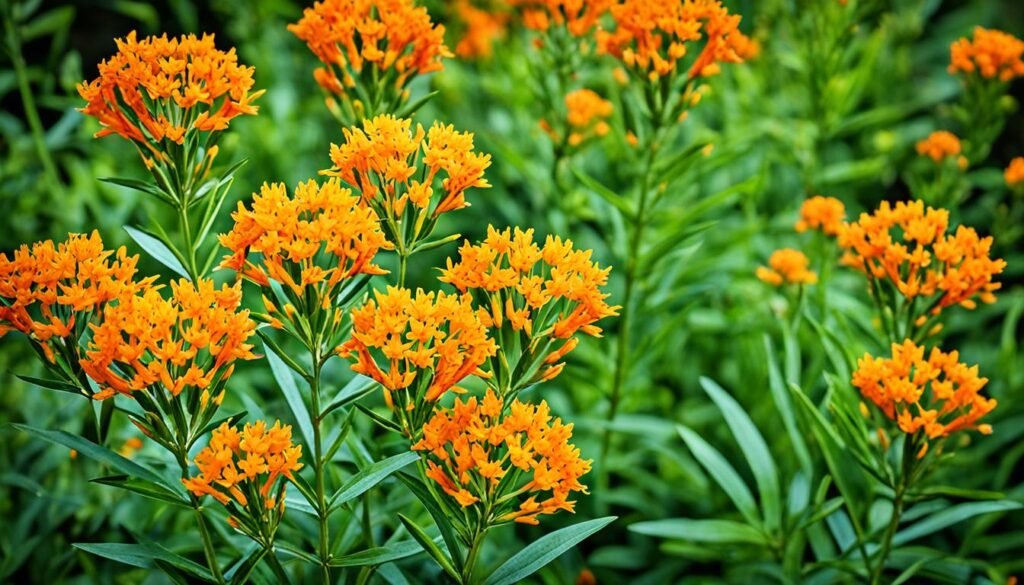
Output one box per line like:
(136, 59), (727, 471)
(757, 249), (817, 287)
(949, 27), (1024, 82)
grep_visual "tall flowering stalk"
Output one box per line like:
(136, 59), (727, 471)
(218, 177), (390, 584)
(78, 31), (262, 281)
(909, 131), (970, 207)
(850, 340), (997, 584)
(321, 114), (492, 284)
(594, 0), (754, 473)
(289, 0), (451, 125)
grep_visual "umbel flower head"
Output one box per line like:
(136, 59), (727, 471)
(218, 178), (391, 327)
(453, 0), (509, 59)
(413, 389), (591, 526)
(949, 27), (1024, 82)
(853, 339), (996, 457)
(508, 0), (612, 37)
(837, 200), (1006, 324)
(795, 195), (845, 236)
(81, 278), (256, 403)
(288, 0), (450, 119)
(78, 31), (261, 148)
(916, 131), (968, 169)
(596, 0), (756, 80)
(184, 420), (303, 539)
(338, 286), (496, 435)
(0, 231), (154, 368)
(542, 89), (612, 148)
(440, 226), (618, 395)
(322, 114), (491, 255)
(756, 249), (817, 287)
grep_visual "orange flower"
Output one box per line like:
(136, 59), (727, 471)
(1005, 157), (1024, 188)
(288, 0), (450, 97)
(837, 200), (1005, 317)
(323, 114), (491, 221)
(78, 31), (261, 146)
(853, 340), (996, 454)
(218, 179), (391, 314)
(509, 0), (612, 37)
(756, 249), (817, 286)
(454, 0), (509, 59)
(596, 0), (754, 80)
(413, 389), (591, 526)
(0, 232), (154, 364)
(795, 196), (845, 236)
(561, 89), (613, 147)
(916, 131), (967, 169)
(338, 286), (496, 429)
(184, 420), (302, 532)
(949, 27), (1024, 82)
(81, 278), (256, 402)
(439, 226), (618, 389)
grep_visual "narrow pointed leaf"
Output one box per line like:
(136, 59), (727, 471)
(397, 514), (459, 581)
(329, 540), (425, 567)
(329, 451), (419, 510)
(263, 341), (315, 450)
(677, 424), (760, 527)
(124, 225), (190, 279)
(629, 518), (771, 546)
(482, 516), (616, 585)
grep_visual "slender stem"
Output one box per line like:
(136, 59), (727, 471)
(2, 1), (62, 196)
(174, 449), (226, 584)
(178, 203), (201, 282)
(601, 131), (660, 461)
(310, 356), (331, 585)
(265, 549), (293, 584)
(871, 482), (905, 585)
(461, 526), (488, 585)
(398, 252), (408, 288)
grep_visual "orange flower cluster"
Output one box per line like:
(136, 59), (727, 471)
(916, 131), (967, 168)
(81, 279), (256, 401)
(795, 195), (845, 236)
(596, 0), (755, 79)
(413, 389), (591, 525)
(288, 0), (450, 96)
(323, 114), (492, 220)
(454, 0), (509, 59)
(78, 31), (261, 145)
(0, 232), (153, 358)
(853, 340), (996, 454)
(756, 249), (817, 287)
(509, 0), (612, 36)
(837, 200), (1005, 313)
(949, 27), (1024, 82)
(339, 286), (497, 409)
(1005, 157), (1024, 188)
(564, 89), (612, 147)
(439, 226), (617, 381)
(183, 420), (302, 520)
(219, 179), (391, 303)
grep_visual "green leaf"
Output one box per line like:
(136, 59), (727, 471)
(397, 90), (439, 118)
(397, 514), (459, 582)
(73, 542), (214, 582)
(355, 403), (404, 434)
(482, 516), (616, 585)
(225, 544), (267, 585)
(99, 176), (175, 204)
(763, 336), (812, 475)
(124, 225), (190, 279)
(892, 500), (1023, 546)
(11, 423), (171, 488)
(329, 451), (419, 510)
(629, 518), (771, 546)
(90, 475), (189, 508)
(700, 377), (781, 532)
(16, 374), (84, 395)
(572, 166), (635, 221)
(397, 472), (464, 572)
(263, 341), (315, 450)
(329, 540), (424, 567)
(677, 425), (760, 527)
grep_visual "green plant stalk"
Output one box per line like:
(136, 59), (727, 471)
(2, 1), (63, 196)
(173, 448), (226, 585)
(460, 522), (489, 584)
(178, 202), (201, 282)
(310, 355), (332, 585)
(871, 438), (914, 585)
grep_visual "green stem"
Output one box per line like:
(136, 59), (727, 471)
(311, 356), (331, 585)
(461, 527), (488, 585)
(178, 203), (201, 282)
(174, 449), (226, 585)
(398, 252), (408, 288)
(3, 1), (62, 196)
(871, 482), (905, 585)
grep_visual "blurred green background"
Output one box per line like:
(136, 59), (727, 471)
(2, 0), (1023, 583)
